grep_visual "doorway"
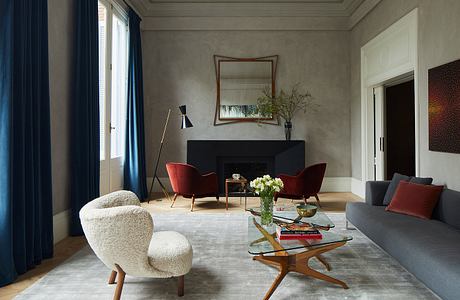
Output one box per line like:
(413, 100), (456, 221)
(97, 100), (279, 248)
(384, 80), (415, 179)
(98, 1), (129, 195)
(373, 78), (415, 181)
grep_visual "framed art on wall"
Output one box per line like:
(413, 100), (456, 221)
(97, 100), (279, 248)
(428, 58), (460, 154)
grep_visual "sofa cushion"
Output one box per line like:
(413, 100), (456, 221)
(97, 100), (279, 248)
(386, 181), (443, 219)
(383, 173), (410, 205)
(409, 176), (433, 185)
(383, 173), (433, 205)
(432, 188), (460, 229)
(346, 202), (460, 300)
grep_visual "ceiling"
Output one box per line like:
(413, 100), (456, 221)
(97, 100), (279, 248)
(128, 0), (381, 30)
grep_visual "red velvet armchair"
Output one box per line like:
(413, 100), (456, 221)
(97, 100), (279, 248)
(166, 162), (219, 211)
(274, 163), (327, 207)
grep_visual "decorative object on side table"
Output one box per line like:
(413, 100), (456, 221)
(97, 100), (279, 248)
(250, 175), (284, 226)
(256, 83), (315, 140)
(148, 105), (193, 202)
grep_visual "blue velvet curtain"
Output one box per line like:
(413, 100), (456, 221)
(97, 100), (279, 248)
(124, 8), (148, 200)
(0, 0), (54, 286)
(70, 0), (100, 236)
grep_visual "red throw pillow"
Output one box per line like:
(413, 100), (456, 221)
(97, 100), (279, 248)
(386, 181), (443, 219)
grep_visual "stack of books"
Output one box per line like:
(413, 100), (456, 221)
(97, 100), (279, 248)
(276, 223), (323, 240)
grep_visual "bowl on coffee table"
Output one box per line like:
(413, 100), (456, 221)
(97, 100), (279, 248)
(296, 204), (317, 218)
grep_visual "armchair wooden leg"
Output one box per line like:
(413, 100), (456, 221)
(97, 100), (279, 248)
(171, 193), (178, 208)
(113, 264), (125, 300)
(191, 196), (195, 212)
(314, 194), (322, 207)
(108, 270), (117, 284)
(177, 275), (185, 297)
(216, 194), (219, 203)
(304, 196), (308, 205)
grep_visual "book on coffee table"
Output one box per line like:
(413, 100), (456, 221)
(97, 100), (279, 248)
(276, 223), (323, 240)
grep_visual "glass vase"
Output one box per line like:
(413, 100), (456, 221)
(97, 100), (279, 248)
(260, 194), (274, 226)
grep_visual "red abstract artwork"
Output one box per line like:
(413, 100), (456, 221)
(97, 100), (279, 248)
(428, 58), (460, 153)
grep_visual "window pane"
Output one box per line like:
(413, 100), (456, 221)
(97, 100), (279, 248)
(98, 2), (107, 160)
(110, 14), (128, 159)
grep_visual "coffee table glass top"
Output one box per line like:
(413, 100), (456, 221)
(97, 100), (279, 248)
(249, 204), (335, 228)
(248, 217), (352, 255)
(247, 205), (352, 255)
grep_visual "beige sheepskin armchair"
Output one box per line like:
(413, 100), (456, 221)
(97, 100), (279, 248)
(79, 190), (193, 299)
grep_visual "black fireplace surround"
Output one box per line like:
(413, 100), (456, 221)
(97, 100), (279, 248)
(187, 140), (305, 193)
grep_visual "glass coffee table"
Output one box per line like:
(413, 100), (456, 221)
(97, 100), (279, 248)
(247, 206), (352, 300)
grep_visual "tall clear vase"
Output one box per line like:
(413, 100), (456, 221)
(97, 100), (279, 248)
(260, 194), (274, 226)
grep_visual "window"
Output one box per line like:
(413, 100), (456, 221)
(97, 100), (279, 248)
(98, 0), (128, 193)
(110, 13), (128, 159)
(98, 3), (107, 160)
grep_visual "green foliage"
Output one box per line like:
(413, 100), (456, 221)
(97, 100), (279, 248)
(256, 83), (315, 122)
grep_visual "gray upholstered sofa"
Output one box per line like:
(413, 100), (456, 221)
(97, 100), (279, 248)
(346, 181), (460, 300)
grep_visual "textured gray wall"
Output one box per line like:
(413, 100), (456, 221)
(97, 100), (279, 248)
(142, 31), (351, 178)
(48, 0), (74, 214)
(350, 0), (460, 190)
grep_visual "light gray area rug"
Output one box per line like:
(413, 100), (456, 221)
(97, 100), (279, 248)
(16, 213), (439, 300)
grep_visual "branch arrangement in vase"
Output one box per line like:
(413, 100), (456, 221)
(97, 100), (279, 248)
(256, 84), (316, 140)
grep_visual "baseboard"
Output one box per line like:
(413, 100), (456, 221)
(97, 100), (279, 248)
(53, 209), (70, 244)
(148, 176), (355, 193)
(351, 178), (365, 199)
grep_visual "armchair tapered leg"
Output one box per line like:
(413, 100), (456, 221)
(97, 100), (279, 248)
(304, 196), (308, 205)
(177, 275), (185, 297)
(314, 194), (322, 207)
(113, 264), (125, 300)
(191, 196), (195, 212)
(171, 193), (178, 208)
(108, 270), (117, 284)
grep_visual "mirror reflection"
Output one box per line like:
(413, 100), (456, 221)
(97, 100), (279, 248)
(219, 61), (272, 119)
(214, 55), (278, 125)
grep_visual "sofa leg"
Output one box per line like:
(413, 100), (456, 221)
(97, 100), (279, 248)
(346, 220), (356, 230)
(314, 194), (322, 207)
(108, 270), (117, 284)
(191, 196), (195, 212)
(113, 264), (125, 300)
(177, 275), (185, 297)
(171, 193), (178, 208)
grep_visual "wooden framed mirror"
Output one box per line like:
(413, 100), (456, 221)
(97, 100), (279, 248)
(213, 55), (279, 126)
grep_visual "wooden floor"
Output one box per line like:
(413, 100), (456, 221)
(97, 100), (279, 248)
(143, 192), (361, 214)
(0, 192), (361, 300)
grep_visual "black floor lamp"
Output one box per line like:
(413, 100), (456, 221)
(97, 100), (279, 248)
(148, 105), (193, 201)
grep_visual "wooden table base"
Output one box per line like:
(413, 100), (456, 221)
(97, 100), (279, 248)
(253, 241), (348, 300)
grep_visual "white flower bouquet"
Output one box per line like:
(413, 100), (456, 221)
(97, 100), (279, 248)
(250, 175), (284, 196)
(250, 175), (284, 226)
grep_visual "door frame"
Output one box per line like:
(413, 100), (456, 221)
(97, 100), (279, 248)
(360, 8), (419, 183)
(99, 0), (128, 195)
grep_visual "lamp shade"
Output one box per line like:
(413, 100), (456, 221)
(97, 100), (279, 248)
(179, 105), (193, 129)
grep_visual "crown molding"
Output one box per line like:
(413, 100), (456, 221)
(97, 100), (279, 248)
(141, 16), (349, 31)
(131, 0), (381, 31)
(135, 0), (363, 17)
(348, 0), (381, 28)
